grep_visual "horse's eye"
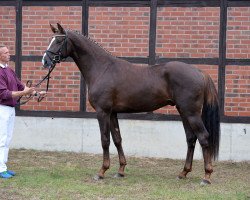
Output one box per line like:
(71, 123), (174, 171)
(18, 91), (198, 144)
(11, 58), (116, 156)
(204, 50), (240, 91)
(56, 38), (63, 43)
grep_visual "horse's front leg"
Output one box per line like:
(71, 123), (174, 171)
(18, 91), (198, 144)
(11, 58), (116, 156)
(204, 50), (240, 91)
(94, 110), (111, 180)
(110, 113), (127, 178)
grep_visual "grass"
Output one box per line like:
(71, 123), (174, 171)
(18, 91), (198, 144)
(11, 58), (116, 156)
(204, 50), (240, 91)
(0, 149), (249, 200)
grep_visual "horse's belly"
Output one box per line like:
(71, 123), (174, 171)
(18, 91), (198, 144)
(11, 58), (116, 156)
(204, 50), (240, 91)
(113, 95), (174, 113)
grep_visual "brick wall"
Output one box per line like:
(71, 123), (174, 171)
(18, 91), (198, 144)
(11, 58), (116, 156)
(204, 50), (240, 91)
(89, 7), (150, 57)
(0, 6), (249, 117)
(225, 65), (250, 116)
(226, 7), (250, 116)
(156, 7), (219, 58)
(0, 7), (16, 54)
(227, 7), (250, 59)
(21, 6), (82, 111)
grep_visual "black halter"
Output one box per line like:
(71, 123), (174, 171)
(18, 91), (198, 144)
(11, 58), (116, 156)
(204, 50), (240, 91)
(45, 33), (68, 65)
(18, 33), (68, 105)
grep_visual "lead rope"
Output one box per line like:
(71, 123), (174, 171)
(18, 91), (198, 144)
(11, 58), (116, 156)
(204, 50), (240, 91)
(18, 63), (56, 105)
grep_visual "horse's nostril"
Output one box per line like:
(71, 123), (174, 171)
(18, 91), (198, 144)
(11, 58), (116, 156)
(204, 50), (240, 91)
(42, 59), (49, 68)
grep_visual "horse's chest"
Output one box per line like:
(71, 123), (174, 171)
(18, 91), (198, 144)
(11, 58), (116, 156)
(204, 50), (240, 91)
(88, 87), (114, 110)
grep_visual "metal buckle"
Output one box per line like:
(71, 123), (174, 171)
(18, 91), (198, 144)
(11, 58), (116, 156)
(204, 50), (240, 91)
(54, 55), (61, 63)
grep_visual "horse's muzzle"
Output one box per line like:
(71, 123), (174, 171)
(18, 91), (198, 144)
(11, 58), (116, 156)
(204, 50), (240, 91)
(42, 59), (54, 69)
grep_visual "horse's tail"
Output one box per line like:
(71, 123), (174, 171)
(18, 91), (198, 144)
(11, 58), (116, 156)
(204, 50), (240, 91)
(202, 73), (220, 160)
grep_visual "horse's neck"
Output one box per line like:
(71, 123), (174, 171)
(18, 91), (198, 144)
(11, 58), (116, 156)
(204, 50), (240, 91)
(70, 34), (115, 85)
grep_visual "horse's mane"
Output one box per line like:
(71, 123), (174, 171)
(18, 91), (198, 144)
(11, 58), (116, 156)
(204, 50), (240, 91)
(67, 29), (114, 57)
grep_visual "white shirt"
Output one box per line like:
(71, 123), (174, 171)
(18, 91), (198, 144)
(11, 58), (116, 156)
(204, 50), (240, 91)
(0, 63), (7, 68)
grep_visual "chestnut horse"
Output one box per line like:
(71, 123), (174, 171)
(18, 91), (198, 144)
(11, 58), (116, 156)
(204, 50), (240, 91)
(42, 23), (220, 185)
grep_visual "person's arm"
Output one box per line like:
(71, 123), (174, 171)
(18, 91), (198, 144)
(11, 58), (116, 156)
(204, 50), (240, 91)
(11, 86), (36, 98)
(0, 71), (46, 99)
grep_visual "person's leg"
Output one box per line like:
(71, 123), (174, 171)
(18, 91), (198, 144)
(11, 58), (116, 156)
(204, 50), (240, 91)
(0, 105), (12, 178)
(4, 107), (15, 164)
(0, 105), (9, 172)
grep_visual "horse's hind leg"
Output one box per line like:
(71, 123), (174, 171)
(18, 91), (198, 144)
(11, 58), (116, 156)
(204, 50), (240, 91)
(178, 116), (197, 179)
(186, 115), (213, 185)
(94, 111), (111, 180)
(110, 113), (127, 178)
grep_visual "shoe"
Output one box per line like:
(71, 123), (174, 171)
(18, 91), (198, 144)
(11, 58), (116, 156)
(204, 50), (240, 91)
(7, 170), (16, 176)
(0, 171), (13, 179)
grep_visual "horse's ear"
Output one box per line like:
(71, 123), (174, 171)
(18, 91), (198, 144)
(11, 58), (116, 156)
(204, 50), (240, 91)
(50, 24), (58, 33)
(57, 23), (66, 34)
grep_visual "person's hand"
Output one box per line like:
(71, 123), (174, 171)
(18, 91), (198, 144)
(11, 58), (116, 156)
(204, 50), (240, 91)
(32, 91), (47, 97)
(38, 91), (47, 98)
(23, 86), (36, 96)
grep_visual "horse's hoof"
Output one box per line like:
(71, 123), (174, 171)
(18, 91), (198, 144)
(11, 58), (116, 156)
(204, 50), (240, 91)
(200, 179), (211, 186)
(93, 174), (103, 181)
(114, 173), (125, 178)
(177, 175), (186, 180)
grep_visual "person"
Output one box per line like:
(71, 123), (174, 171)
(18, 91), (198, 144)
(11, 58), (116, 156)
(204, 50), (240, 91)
(0, 45), (46, 179)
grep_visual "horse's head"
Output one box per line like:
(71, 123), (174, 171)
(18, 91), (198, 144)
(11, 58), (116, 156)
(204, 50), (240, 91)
(42, 23), (69, 68)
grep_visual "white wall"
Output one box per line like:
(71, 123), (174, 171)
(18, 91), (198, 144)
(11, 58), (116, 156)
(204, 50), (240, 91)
(11, 116), (250, 161)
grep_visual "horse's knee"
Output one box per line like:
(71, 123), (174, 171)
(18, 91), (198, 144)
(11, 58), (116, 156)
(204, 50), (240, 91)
(101, 138), (110, 149)
(102, 142), (110, 150)
(197, 133), (209, 148)
(113, 138), (122, 147)
(111, 128), (122, 147)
